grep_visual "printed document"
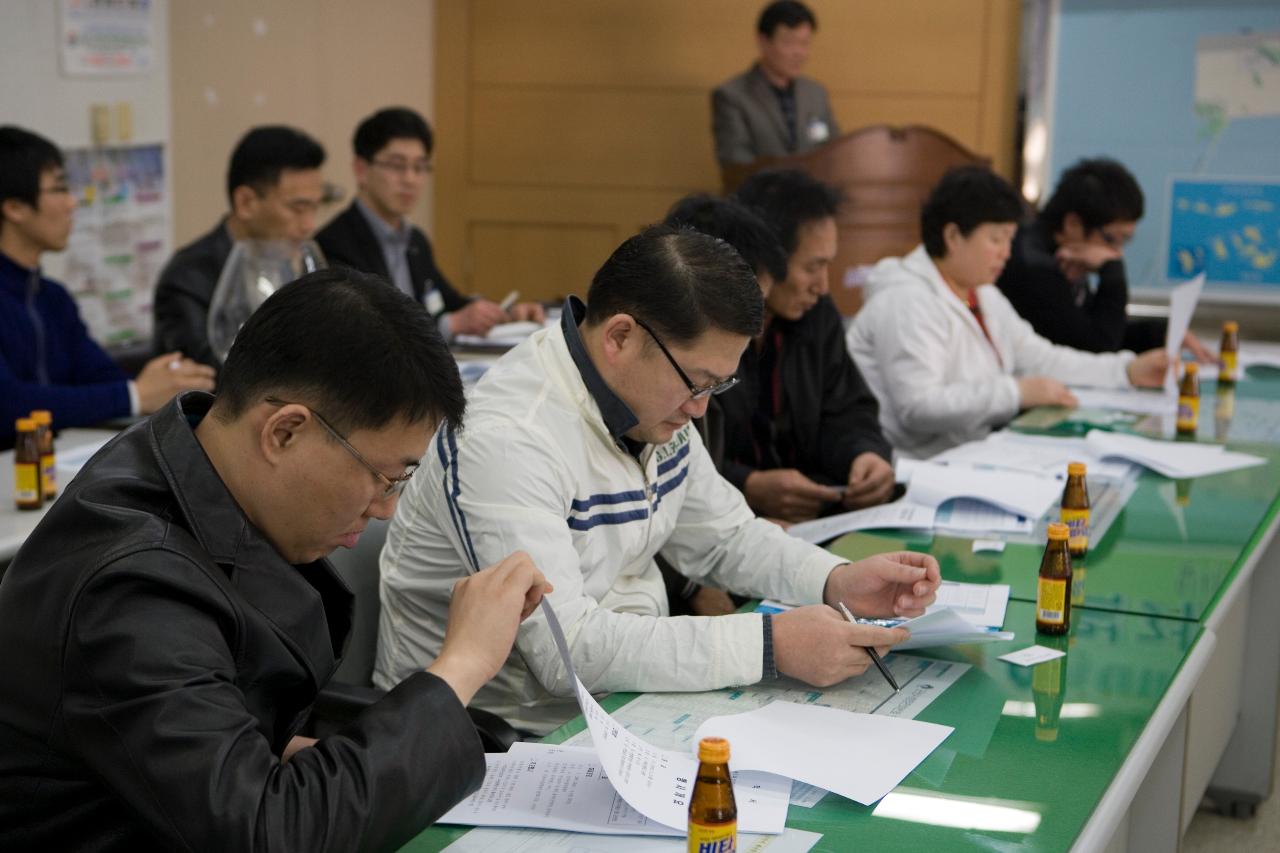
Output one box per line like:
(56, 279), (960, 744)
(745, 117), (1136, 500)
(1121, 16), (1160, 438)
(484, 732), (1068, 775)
(786, 502), (936, 544)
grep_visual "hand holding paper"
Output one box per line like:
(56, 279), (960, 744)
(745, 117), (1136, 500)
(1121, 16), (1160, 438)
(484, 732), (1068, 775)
(823, 551), (942, 619)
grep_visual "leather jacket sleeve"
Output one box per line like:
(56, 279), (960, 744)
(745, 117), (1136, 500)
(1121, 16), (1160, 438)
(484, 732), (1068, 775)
(63, 556), (484, 853)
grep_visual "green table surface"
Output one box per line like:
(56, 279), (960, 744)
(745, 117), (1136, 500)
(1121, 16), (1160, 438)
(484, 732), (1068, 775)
(404, 601), (1205, 853)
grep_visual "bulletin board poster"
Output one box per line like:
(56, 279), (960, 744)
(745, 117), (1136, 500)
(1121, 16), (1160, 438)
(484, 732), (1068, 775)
(59, 0), (155, 76)
(62, 145), (168, 345)
(1166, 178), (1280, 291)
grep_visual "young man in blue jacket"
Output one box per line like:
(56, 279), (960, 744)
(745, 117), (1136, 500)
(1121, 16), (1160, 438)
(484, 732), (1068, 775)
(0, 126), (214, 449)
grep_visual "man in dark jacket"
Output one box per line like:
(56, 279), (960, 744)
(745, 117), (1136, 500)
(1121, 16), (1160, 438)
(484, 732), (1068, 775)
(0, 267), (551, 851)
(0, 125), (213, 449)
(732, 169), (895, 521)
(152, 125), (326, 367)
(316, 107), (543, 339)
(997, 157), (1211, 359)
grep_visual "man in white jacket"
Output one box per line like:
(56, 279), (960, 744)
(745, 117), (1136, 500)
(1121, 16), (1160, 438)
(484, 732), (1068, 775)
(376, 226), (941, 734)
(848, 167), (1169, 460)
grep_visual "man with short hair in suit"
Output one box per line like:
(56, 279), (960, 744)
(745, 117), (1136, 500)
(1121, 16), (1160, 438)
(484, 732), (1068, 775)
(712, 1), (839, 167)
(316, 107), (544, 339)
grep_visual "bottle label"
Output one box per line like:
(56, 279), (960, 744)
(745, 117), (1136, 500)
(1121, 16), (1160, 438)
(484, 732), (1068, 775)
(1037, 578), (1067, 625)
(15, 463), (40, 504)
(688, 822), (737, 853)
(1220, 351), (1238, 381)
(40, 452), (56, 498)
(1061, 507), (1089, 552)
(1176, 397), (1199, 431)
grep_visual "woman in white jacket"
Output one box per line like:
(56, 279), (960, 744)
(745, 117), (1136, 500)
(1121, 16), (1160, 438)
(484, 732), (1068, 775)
(847, 166), (1169, 459)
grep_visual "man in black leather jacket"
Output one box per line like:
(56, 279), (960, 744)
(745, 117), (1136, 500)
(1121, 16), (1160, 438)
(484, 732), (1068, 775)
(0, 267), (551, 852)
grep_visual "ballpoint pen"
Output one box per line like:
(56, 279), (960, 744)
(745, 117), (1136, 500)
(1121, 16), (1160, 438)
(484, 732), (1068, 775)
(837, 601), (900, 692)
(498, 290), (520, 313)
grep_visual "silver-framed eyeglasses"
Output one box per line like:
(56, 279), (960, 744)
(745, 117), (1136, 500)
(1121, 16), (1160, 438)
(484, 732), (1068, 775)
(265, 397), (418, 498)
(633, 318), (739, 400)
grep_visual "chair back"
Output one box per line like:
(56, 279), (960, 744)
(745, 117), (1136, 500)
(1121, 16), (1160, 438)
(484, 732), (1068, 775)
(326, 517), (390, 687)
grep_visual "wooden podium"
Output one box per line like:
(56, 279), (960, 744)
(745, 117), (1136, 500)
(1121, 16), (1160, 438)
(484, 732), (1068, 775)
(722, 125), (991, 316)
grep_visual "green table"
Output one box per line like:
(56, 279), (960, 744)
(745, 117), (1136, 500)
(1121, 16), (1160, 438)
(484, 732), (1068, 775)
(404, 601), (1211, 853)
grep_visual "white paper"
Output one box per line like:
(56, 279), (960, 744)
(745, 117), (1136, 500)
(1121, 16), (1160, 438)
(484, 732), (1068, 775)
(885, 607), (1015, 651)
(455, 320), (549, 348)
(785, 502), (936, 544)
(1070, 387), (1177, 417)
(928, 582), (1009, 629)
(972, 539), (1006, 553)
(1084, 429), (1265, 478)
(693, 702), (953, 806)
(904, 461), (1062, 519)
(441, 827), (825, 853)
(932, 499), (1033, 536)
(1163, 274), (1206, 394)
(935, 432), (1138, 482)
(999, 645), (1067, 667)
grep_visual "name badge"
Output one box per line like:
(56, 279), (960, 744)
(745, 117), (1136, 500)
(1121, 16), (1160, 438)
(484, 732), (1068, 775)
(424, 285), (445, 316)
(807, 118), (830, 143)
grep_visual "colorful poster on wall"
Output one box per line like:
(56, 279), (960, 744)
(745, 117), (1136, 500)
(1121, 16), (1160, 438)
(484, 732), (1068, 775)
(1166, 177), (1280, 289)
(61, 144), (168, 345)
(59, 0), (156, 76)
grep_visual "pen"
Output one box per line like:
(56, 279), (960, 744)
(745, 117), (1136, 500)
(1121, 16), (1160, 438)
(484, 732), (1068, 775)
(837, 601), (900, 692)
(498, 290), (520, 313)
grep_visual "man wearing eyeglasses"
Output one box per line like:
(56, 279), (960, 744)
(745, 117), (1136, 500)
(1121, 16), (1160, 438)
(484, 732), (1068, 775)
(316, 107), (544, 339)
(153, 125), (327, 368)
(0, 268), (554, 850)
(375, 225), (941, 736)
(997, 157), (1211, 360)
(0, 125), (214, 451)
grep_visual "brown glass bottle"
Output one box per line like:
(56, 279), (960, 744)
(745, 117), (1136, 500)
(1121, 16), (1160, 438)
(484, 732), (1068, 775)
(1036, 522), (1073, 635)
(1176, 362), (1200, 436)
(14, 418), (43, 511)
(1060, 462), (1090, 560)
(1218, 321), (1239, 386)
(688, 737), (736, 853)
(29, 409), (56, 500)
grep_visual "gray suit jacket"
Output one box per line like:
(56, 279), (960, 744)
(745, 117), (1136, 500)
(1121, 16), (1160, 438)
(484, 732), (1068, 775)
(711, 64), (839, 165)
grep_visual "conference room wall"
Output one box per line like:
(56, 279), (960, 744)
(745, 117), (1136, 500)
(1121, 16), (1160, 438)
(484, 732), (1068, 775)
(168, 0), (436, 247)
(434, 0), (1021, 304)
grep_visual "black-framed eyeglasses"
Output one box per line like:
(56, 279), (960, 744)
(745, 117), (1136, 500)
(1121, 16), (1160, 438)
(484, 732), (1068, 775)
(265, 397), (418, 498)
(633, 318), (739, 401)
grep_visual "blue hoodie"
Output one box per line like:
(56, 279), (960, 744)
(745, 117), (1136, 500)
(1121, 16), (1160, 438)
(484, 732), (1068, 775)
(0, 251), (129, 449)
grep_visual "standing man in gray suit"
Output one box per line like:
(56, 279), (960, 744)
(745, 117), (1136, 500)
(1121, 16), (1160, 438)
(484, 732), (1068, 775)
(712, 1), (839, 166)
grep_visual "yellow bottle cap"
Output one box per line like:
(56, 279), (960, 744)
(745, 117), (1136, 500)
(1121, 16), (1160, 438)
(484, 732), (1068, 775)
(1224, 321), (1238, 332)
(15, 418), (36, 432)
(1047, 522), (1070, 541)
(698, 737), (730, 763)
(30, 410), (52, 425)
(1067, 462), (1086, 476)
(1184, 362), (1199, 375)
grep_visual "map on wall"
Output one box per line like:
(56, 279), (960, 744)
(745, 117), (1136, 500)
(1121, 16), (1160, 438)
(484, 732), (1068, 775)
(1194, 31), (1280, 132)
(1166, 178), (1280, 288)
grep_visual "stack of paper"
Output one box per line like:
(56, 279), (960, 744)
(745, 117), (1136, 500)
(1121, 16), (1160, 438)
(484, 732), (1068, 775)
(865, 607), (1014, 651)
(904, 461), (1063, 520)
(786, 502), (936, 544)
(1068, 387), (1176, 416)
(1084, 430), (1265, 478)
(455, 320), (550, 348)
(929, 582), (1010, 629)
(933, 433), (1137, 481)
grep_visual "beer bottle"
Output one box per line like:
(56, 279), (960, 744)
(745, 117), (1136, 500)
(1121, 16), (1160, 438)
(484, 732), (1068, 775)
(1218, 321), (1239, 386)
(688, 737), (736, 853)
(1032, 634), (1069, 743)
(1176, 363), (1200, 437)
(30, 409), (56, 500)
(1036, 522), (1073, 635)
(14, 418), (43, 511)
(1060, 462), (1090, 560)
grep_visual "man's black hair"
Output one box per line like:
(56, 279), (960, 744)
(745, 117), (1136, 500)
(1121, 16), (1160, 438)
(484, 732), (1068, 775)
(1041, 157), (1144, 234)
(919, 166), (1025, 258)
(0, 126), (64, 237)
(758, 1), (817, 36)
(664, 194), (788, 285)
(353, 107), (434, 161)
(584, 224), (764, 345)
(734, 169), (841, 256)
(225, 125), (325, 206)
(214, 267), (464, 434)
